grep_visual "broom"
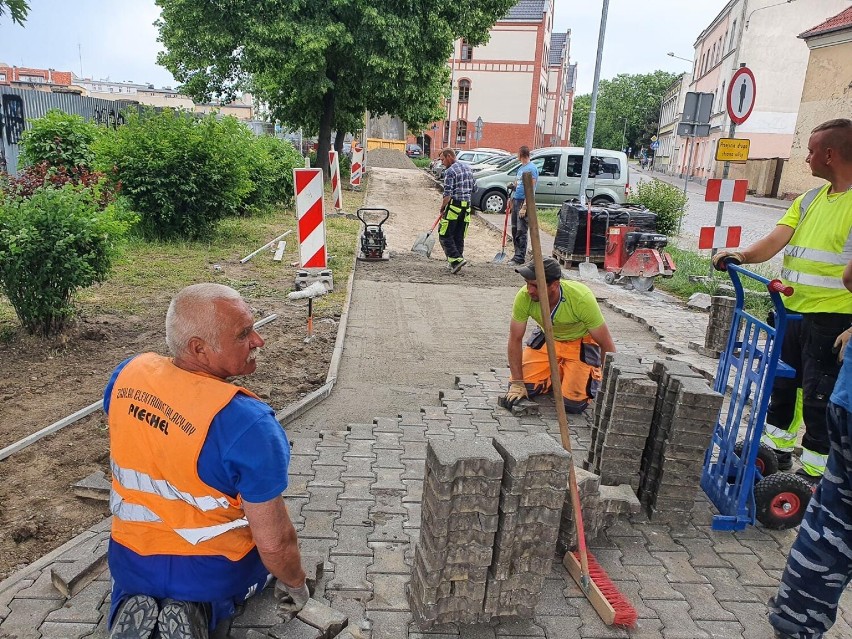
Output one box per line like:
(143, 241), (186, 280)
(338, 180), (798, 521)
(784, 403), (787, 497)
(520, 172), (637, 628)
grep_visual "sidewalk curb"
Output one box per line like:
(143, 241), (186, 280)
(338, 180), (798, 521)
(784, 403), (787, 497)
(276, 175), (369, 426)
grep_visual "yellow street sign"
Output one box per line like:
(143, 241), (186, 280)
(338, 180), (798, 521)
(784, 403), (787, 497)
(716, 138), (750, 163)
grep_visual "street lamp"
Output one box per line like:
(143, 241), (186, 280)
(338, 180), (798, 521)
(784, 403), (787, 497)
(667, 52), (694, 64)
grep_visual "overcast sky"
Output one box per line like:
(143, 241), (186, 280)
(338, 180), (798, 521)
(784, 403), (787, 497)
(0, 0), (726, 94)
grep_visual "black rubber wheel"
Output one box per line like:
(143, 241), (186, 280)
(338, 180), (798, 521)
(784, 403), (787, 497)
(604, 272), (616, 284)
(734, 441), (779, 477)
(754, 473), (814, 530)
(592, 196), (614, 205)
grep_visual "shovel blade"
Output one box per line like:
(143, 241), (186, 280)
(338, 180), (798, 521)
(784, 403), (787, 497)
(412, 232), (435, 258)
(578, 260), (599, 280)
(493, 251), (510, 264)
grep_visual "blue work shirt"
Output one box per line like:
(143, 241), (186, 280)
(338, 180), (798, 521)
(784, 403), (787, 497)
(514, 162), (539, 200)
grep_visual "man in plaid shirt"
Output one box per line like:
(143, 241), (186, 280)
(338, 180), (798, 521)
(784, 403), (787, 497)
(439, 148), (475, 273)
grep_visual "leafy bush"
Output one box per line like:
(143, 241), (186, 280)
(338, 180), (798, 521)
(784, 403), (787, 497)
(2, 161), (119, 208)
(628, 179), (688, 236)
(413, 157), (432, 168)
(19, 110), (102, 171)
(0, 185), (134, 335)
(240, 135), (304, 212)
(95, 110), (254, 240)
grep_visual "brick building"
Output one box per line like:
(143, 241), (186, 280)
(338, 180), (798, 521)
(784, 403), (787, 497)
(419, 0), (573, 158)
(0, 64), (73, 91)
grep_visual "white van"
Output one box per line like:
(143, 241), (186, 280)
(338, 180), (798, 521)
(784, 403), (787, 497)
(471, 147), (630, 213)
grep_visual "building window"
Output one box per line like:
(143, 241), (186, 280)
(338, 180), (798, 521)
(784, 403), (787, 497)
(458, 79), (470, 103)
(444, 120), (450, 146)
(460, 39), (473, 62)
(729, 20), (737, 50)
(456, 119), (467, 144)
(719, 81), (725, 112)
(19, 74), (44, 83)
(0, 73), (5, 82)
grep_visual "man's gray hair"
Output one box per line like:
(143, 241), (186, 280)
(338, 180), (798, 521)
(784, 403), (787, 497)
(165, 283), (242, 356)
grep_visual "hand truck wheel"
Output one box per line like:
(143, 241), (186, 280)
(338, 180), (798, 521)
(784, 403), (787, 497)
(604, 271), (616, 285)
(754, 472), (814, 530)
(734, 441), (780, 477)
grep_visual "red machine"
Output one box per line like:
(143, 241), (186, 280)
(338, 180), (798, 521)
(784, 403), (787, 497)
(603, 225), (676, 292)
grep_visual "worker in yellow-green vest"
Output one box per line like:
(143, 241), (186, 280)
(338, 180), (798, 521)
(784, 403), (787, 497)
(714, 118), (852, 484)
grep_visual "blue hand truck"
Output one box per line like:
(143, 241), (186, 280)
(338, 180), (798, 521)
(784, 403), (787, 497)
(701, 264), (815, 531)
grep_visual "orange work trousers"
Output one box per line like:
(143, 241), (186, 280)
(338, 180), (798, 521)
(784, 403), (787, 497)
(522, 335), (602, 413)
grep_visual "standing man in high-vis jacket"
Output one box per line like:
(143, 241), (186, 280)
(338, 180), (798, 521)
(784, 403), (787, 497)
(105, 283), (308, 639)
(439, 147), (475, 274)
(714, 118), (852, 483)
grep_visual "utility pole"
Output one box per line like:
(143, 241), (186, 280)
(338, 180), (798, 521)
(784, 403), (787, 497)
(620, 117), (627, 153)
(578, 0), (610, 207)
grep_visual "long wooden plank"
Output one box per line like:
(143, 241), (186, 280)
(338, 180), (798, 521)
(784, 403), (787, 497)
(0, 400), (104, 462)
(563, 551), (616, 626)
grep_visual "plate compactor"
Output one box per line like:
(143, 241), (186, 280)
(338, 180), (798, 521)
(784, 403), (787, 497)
(603, 224), (676, 292)
(357, 207), (390, 261)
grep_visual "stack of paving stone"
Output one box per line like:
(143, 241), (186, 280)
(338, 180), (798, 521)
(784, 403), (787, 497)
(410, 438), (504, 628)
(704, 295), (737, 354)
(409, 434), (571, 629)
(483, 434), (571, 621)
(638, 359), (723, 519)
(587, 352), (657, 489)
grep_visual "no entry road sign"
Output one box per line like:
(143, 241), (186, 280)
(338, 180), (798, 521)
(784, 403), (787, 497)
(727, 67), (756, 125)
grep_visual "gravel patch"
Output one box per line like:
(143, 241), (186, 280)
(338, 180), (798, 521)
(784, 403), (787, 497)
(366, 148), (417, 170)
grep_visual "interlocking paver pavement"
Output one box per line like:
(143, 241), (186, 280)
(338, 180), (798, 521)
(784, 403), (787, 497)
(6, 181), (852, 639)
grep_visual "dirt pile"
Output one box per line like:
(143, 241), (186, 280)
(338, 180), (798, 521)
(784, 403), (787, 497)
(366, 148), (417, 170)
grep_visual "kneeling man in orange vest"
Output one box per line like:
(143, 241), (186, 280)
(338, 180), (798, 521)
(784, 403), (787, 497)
(504, 257), (615, 413)
(105, 283), (307, 638)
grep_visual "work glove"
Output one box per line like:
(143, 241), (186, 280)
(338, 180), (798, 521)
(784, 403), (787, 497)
(711, 250), (745, 272)
(519, 203), (527, 219)
(504, 380), (529, 409)
(275, 579), (310, 616)
(834, 328), (852, 362)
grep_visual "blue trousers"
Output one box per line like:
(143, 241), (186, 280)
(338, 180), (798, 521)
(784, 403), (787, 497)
(768, 401), (852, 638)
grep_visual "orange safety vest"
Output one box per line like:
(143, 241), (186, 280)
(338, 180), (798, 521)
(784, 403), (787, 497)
(108, 353), (259, 561)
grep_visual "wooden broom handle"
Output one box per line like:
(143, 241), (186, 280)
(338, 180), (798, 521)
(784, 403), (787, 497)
(522, 172), (591, 584)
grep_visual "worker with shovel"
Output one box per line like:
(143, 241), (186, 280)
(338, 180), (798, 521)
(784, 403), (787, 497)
(438, 148), (475, 274)
(509, 145), (539, 265)
(503, 257), (616, 413)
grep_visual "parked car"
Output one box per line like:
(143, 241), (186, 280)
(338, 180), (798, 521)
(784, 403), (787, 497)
(469, 155), (517, 174)
(406, 143), (423, 158)
(456, 150), (502, 165)
(472, 147), (511, 156)
(471, 147), (630, 213)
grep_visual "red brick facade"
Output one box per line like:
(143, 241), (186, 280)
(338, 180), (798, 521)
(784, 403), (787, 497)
(0, 66), (73, 87)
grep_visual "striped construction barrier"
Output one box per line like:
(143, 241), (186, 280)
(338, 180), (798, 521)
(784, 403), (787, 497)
(350, 144), (363, 188)
(329, 150), (343, 211)
(294, 168), (327, 269)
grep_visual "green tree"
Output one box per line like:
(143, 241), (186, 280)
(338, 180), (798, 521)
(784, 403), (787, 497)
(0, 0), (28, 25)
(570, 71), (676, 153)
(155, 0), (515, 175)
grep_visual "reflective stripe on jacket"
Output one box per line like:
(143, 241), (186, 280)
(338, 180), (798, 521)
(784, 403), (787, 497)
(108, 353), (258, 560)
(781, 185), (852, 314)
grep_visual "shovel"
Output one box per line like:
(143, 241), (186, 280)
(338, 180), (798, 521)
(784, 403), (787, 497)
(493, 186), (514, 263)
(578, 196), (599, 279)
(412, 210), (444, 257)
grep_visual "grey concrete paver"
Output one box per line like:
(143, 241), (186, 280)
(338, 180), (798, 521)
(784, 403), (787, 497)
(6, 167), (852, 639)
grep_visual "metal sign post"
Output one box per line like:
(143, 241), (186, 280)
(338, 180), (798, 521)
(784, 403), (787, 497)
(675, 91), (713, 236)
(709, 64), (756, 276)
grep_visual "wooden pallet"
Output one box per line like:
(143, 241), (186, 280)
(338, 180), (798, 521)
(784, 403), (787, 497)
(552, 247), (605, 268)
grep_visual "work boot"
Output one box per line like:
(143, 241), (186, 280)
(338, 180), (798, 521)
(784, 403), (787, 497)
(450, 259), (467, 274)
(109, 594), (159, 639)
(157, 599), (210, 639)
(794, 468), (822, 488)
(775, 451), (793, 471)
